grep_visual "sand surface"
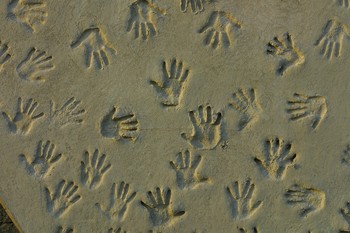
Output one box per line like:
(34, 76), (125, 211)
(0, 0), (350, 232)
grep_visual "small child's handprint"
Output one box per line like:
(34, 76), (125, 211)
(284, 184), (325, 218)
(0, 41), (11, 71)
(150, 58), (190, 106)
(266, 32), (304, 76)
(2, 97), (44, 135)
(140, 187), (185, 226)
(49, 97), (86, 128)
(315, 19), (350, 60)
(127, 0), (166, 40)
(8, 0), (48, 32)
(19, 140), (62, 179)
(16, 47), (54, 82)
(181, 105), (222, 150)
(96, 181), (136, 221)
(170, 150), (209, 190)
(226, 178), (262, 220)
(342, 145), (350, 165)
(100, 106), (140, 141)
(57, 226), (74, 233)
(238, 227), (259, 233)
(45, 180), (81, 218)
(108, 228), (127, 233)
(339, 0), (350, 8)
(254, 137), (297, 180)
(80, 149), (111, 190)
(337, 0), (349, 9)
(229, 88), (261, 130)
(341, 202), (350, 232)
(71, 27), (116, 70)
(181, 0), (205, 14)
(286, 93), (327, 130)
(199, 11), (241, 49)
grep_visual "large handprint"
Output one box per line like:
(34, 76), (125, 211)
(182, 105), (222, 150)
(199, 11), (241, 49)
(71, 27), (116, 70)
(96, 182), (136, 221)
(8, 0), (48, 32)
(19, 140), (62, 179)
(266, 32), (304, 76)
(150, 58), (190, 106)
(286, 93), (327, 130)
(315, 19), (350, 60)
(127, 0), (166, 40)
(2, 97), (44, 135)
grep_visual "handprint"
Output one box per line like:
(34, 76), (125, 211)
(71, 27), (116, 70)
(199, 11), (241, 49)
(81, 149), (111, 190)
(16, 47), (54, 82)
(181, 0), (205, 14)
(100, 106), (140, 141)
(229, 88), (262, 130)
(342, 145), (350, 165)
(19, 140), (62, 179)
(170, 150), (209, 190)
(127, 0), (166, 40)
(0, 41), (11, 71)
(140, 187), (185, 226)
(8, 0), (48, 32)
(341, 202), (350, 232)
(339, 0), (350, 8)
(315, 19), (350, 60)
(150, 59), (190, 106)
(108, 228), (127, 233)
(49, 97), (86, 128)
(226, 178), (263, 220)
(96, 182), (136, 221)
(2, 97), (44, 135)
(181, 105), (222, 150)
(284, 184), (325, 217)
(254, 137), (297, 180)
(238, 227), (259, 233)
(57, 226), (74, 233)
(286, 93), (327, 130)
(266, 32), (304, 76)
(45, 180), (81, 218)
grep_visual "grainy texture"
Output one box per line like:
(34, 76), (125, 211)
(1, 0), (350, 232)
(0, 205), (18, 233)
